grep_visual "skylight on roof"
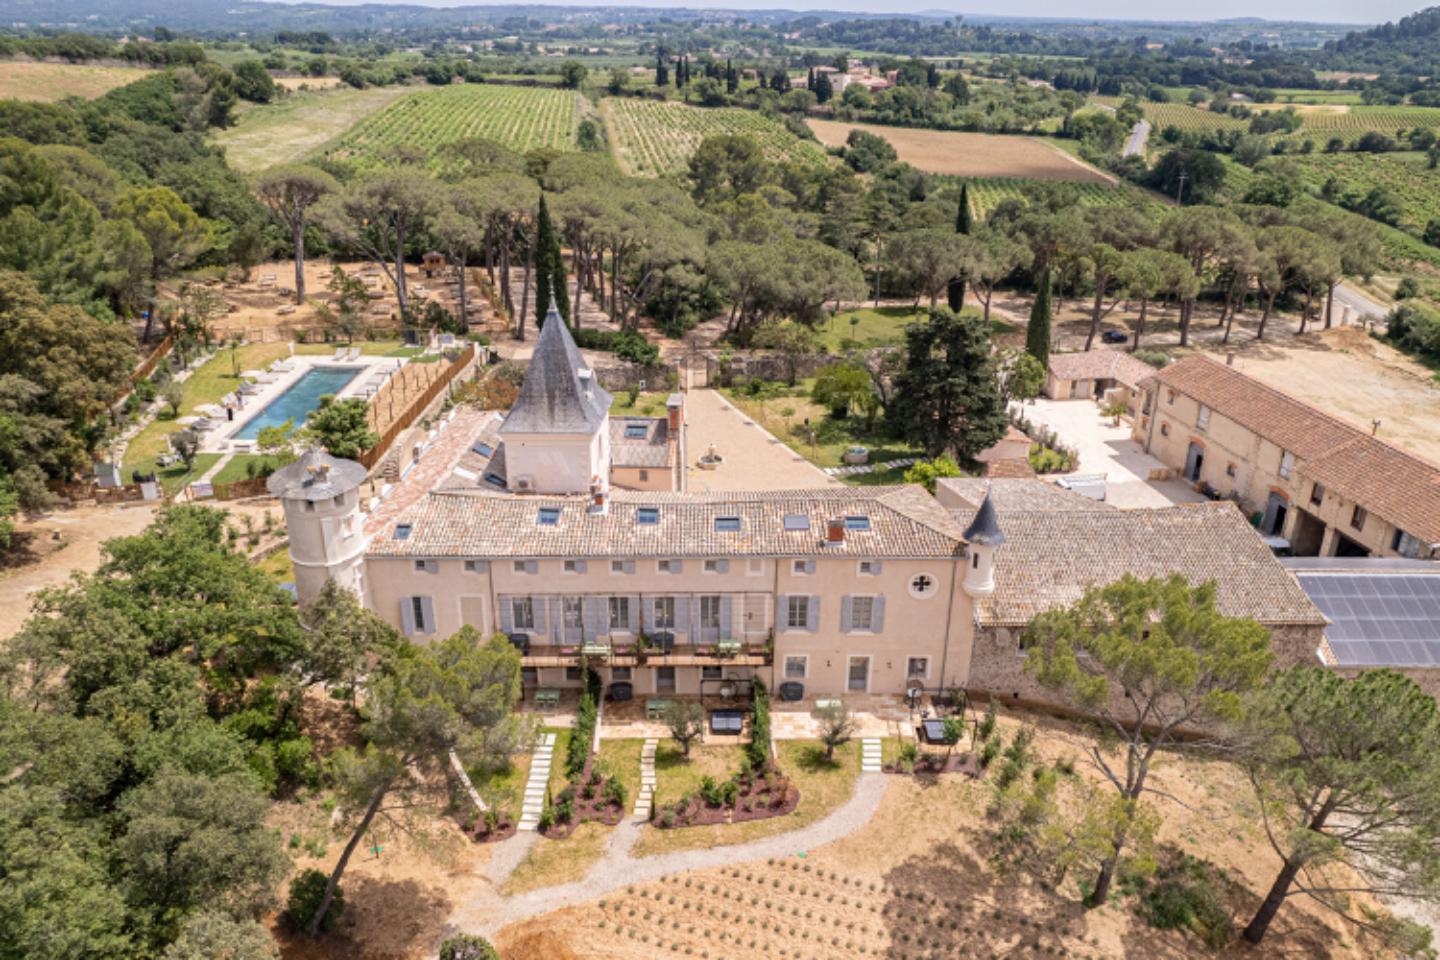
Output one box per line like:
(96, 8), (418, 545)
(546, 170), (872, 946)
(537, 507), (560, 526)
(624, 423), (647, 439)
(715, 516), (741, 532)
(472, 440), (494, 458)
(844, 515), (871, 531)
(393, 524), (413, 541)
(783, 514), (810, 531)
(484, 473), (505, 488)
(637, 507), (660, 525)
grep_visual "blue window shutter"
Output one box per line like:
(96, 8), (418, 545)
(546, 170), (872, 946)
(804, 559), (816, 575)
(628, 596), (640, 631)
(625, 560), (636, 574)
(777, 594), (790, 629)
(526, 560), (539, 574)
(585, 597), (607, 637)
(720, 596), (734, 637)
(419, 596), (436, 635)
(575, 560), (587, 574)
(533, 596), (547, 633)
(498, 597), (514, 633)
(716, 559), (730, 574)
(674, 595), (690, 633)
(840, 595), (853, 633)
(672, 560), (683, 574)
(806, 595), (820, 632)
(400, 597), (416, 636)
(872, 595), (886, 632)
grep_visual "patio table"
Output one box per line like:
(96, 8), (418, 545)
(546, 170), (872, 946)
(533, 687), (561, 709)
(645, 698), (673, 720)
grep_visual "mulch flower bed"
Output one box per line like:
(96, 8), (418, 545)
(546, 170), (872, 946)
(539, 765), (628, 840)
(883, 751), (982, 778)
(654, 762), (800, 829)
(462, 810), (517, 844)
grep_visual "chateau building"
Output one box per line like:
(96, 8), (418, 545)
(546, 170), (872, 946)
(270, 308), (1327, 705)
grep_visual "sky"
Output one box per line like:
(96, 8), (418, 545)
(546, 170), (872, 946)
(290, 0), (1405, 26)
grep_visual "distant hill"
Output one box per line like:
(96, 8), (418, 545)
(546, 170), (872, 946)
(1325, 6), (1440, 74)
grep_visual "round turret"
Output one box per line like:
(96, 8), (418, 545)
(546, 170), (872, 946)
(961, 488), (1004, 598)
(267, 447), (369, 606)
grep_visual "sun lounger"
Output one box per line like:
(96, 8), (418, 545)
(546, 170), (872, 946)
(346, 347), (361, 361)
(332, 348), (346, 361)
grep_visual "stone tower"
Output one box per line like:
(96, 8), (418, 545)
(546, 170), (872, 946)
(266, 446), (369, 607)
(961, 487), (1004, 598)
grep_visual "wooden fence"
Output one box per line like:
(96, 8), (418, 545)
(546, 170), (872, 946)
(113, 333), (175, 405)
(358, 344), (476, 470)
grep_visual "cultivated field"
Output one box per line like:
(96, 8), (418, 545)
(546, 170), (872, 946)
(214, 84), (413, 172)
(806, 119), (1114, 182)
(602, 98), (826, 177)
(0, 59), (148, 101)
(1289, 151), (1440, 234)
(321, 84), (580, 169)
(950, 175), (1157, 219)
(1094, 95), (1440, 144)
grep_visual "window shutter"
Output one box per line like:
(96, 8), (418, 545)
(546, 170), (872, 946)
(872, 595), (886, 632)
(869, 560), (882, 575)
(671, 559), (683, 574)
(674, 595), (690, 633)
(804, 559), (816, 575)
(424, 560), (439, 574)
(525, 560), (539, 574)
(419, 596), (436, 635)
(624, 560), (637, 574)
(628, 596), (640, 631)
(720, 596), (734, 637)
(806, 595), (820, 632)
(840, 595), (853, 633)
(498, 597), (514, 633)
(716, 559), (730, 573)
(777, 594), (790, 629)
(532, 596), (548, 633)
(584, 596), (607, 638)
(574, 559), (588, 574)
(400, 598), (416, 636)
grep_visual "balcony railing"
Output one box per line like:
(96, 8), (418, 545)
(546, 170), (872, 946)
(510, 631), (772, 666)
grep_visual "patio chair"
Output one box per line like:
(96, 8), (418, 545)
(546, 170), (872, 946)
(346, 347), (361, 361)
(332, 347), (346, 361)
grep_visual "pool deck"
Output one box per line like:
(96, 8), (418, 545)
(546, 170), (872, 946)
(198, 354), (405, 455)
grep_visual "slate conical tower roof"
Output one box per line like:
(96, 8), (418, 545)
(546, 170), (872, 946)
(962, 487), (1005, 546)
(500, 301), (612, 435)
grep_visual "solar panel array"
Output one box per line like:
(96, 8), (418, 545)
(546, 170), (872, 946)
(1297, 573), (1440, 667)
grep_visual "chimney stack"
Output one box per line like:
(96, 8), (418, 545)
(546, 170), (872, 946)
(826, 518), (845, 545)
(667, 393), (683, 432)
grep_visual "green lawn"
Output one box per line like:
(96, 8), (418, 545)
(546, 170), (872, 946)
(609, 390), (672, 417)
(724, 381), (925, 480)
(596, 738), (644, 811)
(818, 306), (928, 352)
(632, 739), (861, 857)
(125, 453), (223, 496)
(213, 454), (282, 485)
(650, 742), (747, 808)
(254, 547), (294, 586)
(466, 751), (534, 819)
(547, 727), (575, 795)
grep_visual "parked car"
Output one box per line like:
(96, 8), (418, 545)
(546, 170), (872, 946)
(1102, 330), (1128, 344)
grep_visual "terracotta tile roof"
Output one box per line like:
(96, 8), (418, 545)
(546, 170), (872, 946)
(610, 416), (673, 469)
(1049, 350), (1157, 388)
(366, 485), (967, 559)
(984, 459), (1036, 479)
(362, 407), (500, 537)
(974, 501), (1325, 627)
(939, 478), (1109, 514)
(1145, 357), (1440, 543)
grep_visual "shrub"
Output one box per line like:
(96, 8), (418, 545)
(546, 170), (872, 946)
(287, 868), (342, 933)
(1138, 855), (1234, 950)
(746, 680), (771, 771)
(1132, 349), (1169, 369)
(438, 933), (501, 960)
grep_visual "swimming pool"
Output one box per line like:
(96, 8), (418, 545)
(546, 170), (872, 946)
(233, 366), (364, 441)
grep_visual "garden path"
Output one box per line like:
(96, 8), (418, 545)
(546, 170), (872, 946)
(447, 772), (888, 936)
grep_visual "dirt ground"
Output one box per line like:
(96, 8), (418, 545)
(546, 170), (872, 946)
(806, 119), (1115, 182)
(0, 59), (149, 101)
(214, 84), (412, 173)
(495, 707), (1391, 960)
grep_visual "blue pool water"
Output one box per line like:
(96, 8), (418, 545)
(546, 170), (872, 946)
(233, 366), (363, 441)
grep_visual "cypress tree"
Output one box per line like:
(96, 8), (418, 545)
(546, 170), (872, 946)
(656, 53), (667, 87)
(534, 194), (560, 330)
(726, 58), (737, 93)
(807, 66), (815, 90)
(947, 181), (972, 313)
(1026, 269), (1053, 370)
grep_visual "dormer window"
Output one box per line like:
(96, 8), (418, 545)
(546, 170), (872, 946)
(484, 473), (505, 488)
(625, 423), (647, 439)
(537, 507), (560, 526)
(844, 515), (871, 531)
(393, 524), (413, 541)
(715, 516), (741, 532)
(783, 514), (810, 531)
(637, 507), (660, 525)
(472, 441), (494, 457)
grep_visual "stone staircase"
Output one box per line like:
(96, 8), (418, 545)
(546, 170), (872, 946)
(517, 731), (557, 832)
(633, 738), (658, 822)
(861, 738), (883, 774)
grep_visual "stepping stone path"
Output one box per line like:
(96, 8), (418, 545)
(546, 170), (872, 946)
(823, 457), (919, 478)
(633, 738), (658, 822)
(518, 732), (557, 832)
(861, 737), (882, 773)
